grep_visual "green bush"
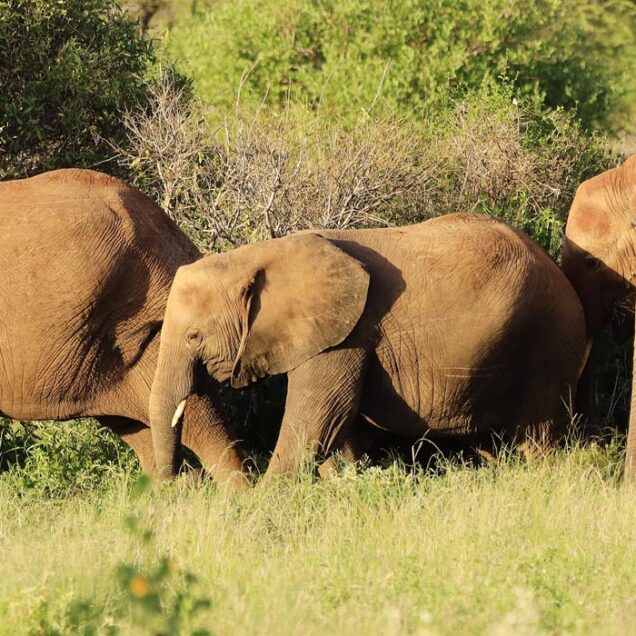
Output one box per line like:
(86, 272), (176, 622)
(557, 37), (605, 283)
(166, 0), (636, 132)
(0, 418), (136, 497)
(0, 0), (155, 178)
(420, 83), (612, 255)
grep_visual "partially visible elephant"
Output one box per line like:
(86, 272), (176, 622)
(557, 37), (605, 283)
(0, 169), (248, 488)
(150, 213), (587, 480)
(561, 155), (636, 480)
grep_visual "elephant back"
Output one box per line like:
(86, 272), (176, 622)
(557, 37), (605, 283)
(0, 169), (198, 415)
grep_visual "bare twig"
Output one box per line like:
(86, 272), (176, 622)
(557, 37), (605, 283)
(112, 71), (606, 258)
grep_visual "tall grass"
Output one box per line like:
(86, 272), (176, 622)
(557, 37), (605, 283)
(1, 443), (635, 635)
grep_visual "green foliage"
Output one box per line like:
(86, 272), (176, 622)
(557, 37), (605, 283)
(166, 0), (636, 132)
(0, 0), (155, 178)
(115, 501), (213, 635)
(0, 418), (136, 497)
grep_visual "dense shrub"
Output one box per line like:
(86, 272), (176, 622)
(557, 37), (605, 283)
(115, 76), (611, 257)
(0, 0), (155, 178)
(166, 0), (636, 132)
(422, 84), (612, 255)
(114, 72), (433, 251)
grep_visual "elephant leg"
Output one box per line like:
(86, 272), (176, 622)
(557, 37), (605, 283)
(98, 417), (157, 475)
(262, 347), (368, 482)
(512, 375), (573, 459)
(179, 391), (251, 490)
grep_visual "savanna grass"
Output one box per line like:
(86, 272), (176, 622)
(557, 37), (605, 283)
(1, 441), (635, 635)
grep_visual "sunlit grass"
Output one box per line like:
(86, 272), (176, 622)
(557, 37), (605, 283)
(1, 440), (635, 635)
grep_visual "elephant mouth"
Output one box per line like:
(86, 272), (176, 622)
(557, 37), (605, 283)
(205, 358), (233, 381)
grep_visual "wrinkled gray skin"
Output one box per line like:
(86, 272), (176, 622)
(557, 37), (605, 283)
(151, 213), (586, 481)
(0, 169), (248, 488)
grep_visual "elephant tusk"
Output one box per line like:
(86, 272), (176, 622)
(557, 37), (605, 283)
(171, 399), (187, 428)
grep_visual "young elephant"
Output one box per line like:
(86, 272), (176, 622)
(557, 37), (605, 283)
(0, 169), (248, 488)
(561, 155), (636, 479)
(151, 213), (586, 480)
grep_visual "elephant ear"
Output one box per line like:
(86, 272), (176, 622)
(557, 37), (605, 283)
(230, 233), (369, 388)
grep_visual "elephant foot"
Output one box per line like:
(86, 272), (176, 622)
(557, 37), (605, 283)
(215, 468), (253, 492)
(317, 457), (339, 479)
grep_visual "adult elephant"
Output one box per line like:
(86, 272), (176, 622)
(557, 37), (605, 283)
(150, 213), (586, 481)
(0, 169), (248, 488)
(561, 155), (636, 480)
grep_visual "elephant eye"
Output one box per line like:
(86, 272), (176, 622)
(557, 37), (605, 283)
(185, 329), (203, 349)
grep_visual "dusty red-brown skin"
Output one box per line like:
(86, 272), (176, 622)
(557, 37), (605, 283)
(562, 155), (636, 480)
(151, 212), (586, 481)
(0, 169), (249, 487)
(573, 206), (611, 237)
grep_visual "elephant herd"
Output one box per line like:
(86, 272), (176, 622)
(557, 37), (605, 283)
(0, 159), (635, 488)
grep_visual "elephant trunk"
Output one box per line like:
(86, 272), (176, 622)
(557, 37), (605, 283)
(625, 318), (636, 481)
(149, 339), (195, 479)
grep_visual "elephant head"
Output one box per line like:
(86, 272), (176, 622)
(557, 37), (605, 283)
(149, 233), (370, 478)
(561, 155), (636, 479)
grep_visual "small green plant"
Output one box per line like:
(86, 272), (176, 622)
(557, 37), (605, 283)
(0, 419), (136, 497)
(115, 477), (213, 636)
(16, 475), (214, 635)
